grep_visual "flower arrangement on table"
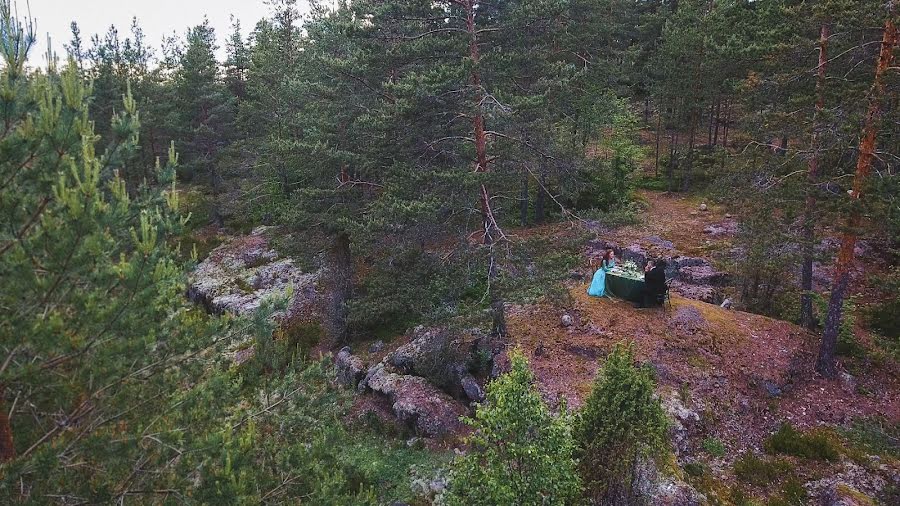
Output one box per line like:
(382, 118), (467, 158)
(610, 259), (644, 280)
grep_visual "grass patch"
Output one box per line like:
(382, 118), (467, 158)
(733, 453), (792, 486)
(842, 418), (900, 459)
(764, 423), (841, 461)
(702, 437), (726, 458)
(766, 478), (808, 506)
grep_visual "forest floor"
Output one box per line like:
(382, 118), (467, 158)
(500, 189), (900, 502)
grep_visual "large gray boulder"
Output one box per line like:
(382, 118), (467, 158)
(187, 227), (318, 317)
(363, 364), (467, 437)
(335, 347), (367, 388)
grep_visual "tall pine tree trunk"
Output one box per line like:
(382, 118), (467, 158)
(535, 161), (547, 224)
(682, 110), (697, 191)
(655, 112), (661, 178)
(800, 22), (830, 331)
(326, 232), (353, 345)
(463, 0), (506, 336)
(818, 13), (897, 377)
(520, 167), (529, 227)
(713, 97), (721, 146)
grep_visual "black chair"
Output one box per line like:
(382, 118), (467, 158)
(655, 279), (672, 312)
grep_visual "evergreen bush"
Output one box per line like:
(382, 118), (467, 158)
(573, 343), (668, 503)
(444, 350), (582, 506)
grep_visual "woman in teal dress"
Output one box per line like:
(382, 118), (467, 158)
(588, 249), (616, 297)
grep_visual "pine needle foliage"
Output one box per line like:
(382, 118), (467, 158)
(574, 343), (668, 503)
(444, 350), (582, 506)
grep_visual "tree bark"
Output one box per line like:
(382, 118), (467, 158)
(713, 97), (721, 146)
(722, 98), (731, 148)
(818, 13), (897, 378)
(326, 232), (353, 345)
(462, 0), (506, 336)
(520, 167), (529, 227)
(655, 112), (661, 178)
(682, 111), (697, 191)
(535, 162), (547, 224)
(0, 388), (14, 462)
(800, 22), (830, 331)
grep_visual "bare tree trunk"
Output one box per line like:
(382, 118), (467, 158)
(520, 167), (529, 227)
(722, 98), (731, 148)
(818, 13), (897, 378)
(682, 111), (697, 191)
(326, 232), (353, 345)
(465, 0), (488, 173)
(535, 162), (547, 224)
(800, 22), (830, 331)
(464, 0), (506, 336)
(655, 112), (661, 178)
(713, 97), (721, 146)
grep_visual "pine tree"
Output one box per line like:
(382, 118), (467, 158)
(444, 350), (582, 505)
(0, 0), (197, 475)
(174, 19), (236, 226)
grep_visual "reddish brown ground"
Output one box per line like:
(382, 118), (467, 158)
(502, 190), (900, 477)
(607, 189), (732, 257)
(508, 289), (899, 450)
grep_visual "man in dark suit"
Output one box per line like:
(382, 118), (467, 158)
(637, 259), (667, 308)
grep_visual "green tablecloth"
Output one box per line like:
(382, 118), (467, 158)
(606, 271), (645, 302)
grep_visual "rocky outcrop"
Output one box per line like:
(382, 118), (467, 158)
(633, 456), (707, 506)
(703, 219), (738, 237)
(187, 227), (318, 317)
(806, 462), (895, 506)
(335, 347), (366, 388)
(661, 391), (701, 458)
(335, 326), (498, 438)
(363, 364), (466, 437)
(669, 306), (709, 336)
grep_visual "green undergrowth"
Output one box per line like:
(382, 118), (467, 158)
(733, 453), (793, 486)
(765, 423), (841, 462)
(842, 418), (900, 460)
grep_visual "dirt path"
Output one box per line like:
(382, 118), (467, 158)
(605, 190), (734, 257)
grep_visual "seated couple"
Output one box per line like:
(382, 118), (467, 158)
(587, 249), (667, 307)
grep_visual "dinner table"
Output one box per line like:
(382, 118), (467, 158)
(605, 268), (645, 302)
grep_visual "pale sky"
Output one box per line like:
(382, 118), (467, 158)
(25, 0), (311, 65)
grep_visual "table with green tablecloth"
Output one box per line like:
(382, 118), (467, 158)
(606, 270), (645, 302)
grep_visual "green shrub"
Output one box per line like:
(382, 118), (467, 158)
(574, 342), (668, 503)
(733, 454), (792, 486)
(683, 462), (707, 477)
(702, 437), (727, 458)
(765, 423), (840, 461)
(444, 350), (582, 506)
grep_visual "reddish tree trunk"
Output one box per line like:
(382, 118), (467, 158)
(465, 0), (488, 173)
(460, 0), (505, 336)
(818, 14), (897, 378)
(800, 22), (830, 331)
(0, 386), (13, 462)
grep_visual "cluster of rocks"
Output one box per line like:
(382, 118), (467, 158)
(587, 239), (731, 304)
(805, 461), (897, 506)
(335, 327), (501, 437)
(187, 226), (318, 318)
